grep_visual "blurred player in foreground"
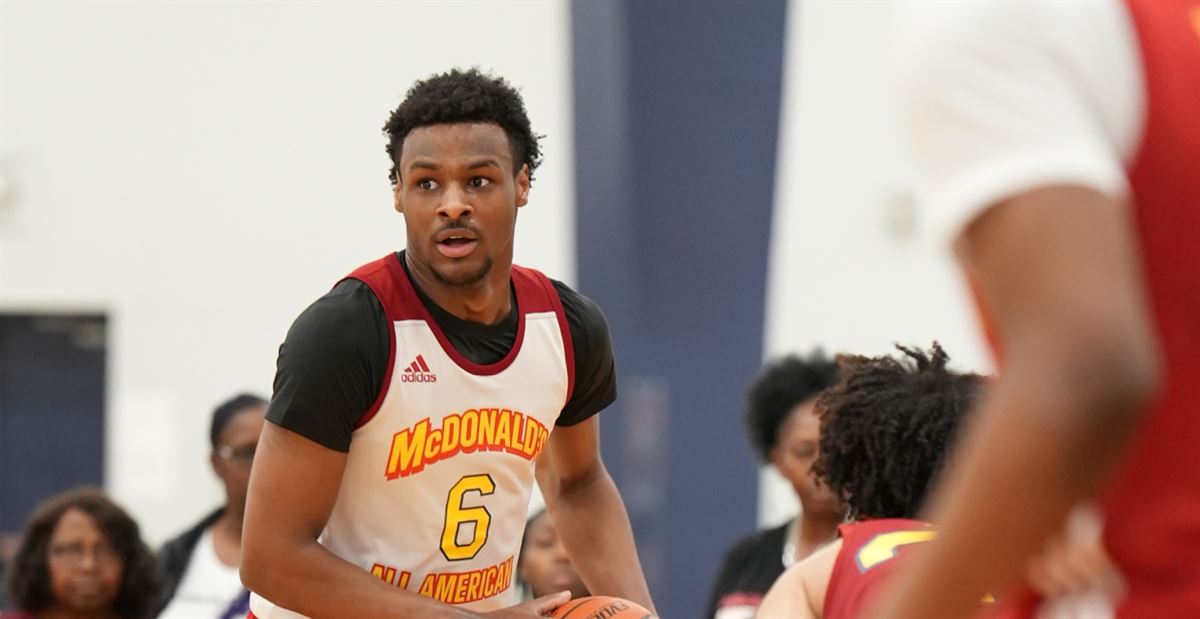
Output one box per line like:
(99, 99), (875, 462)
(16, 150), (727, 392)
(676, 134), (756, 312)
(240, 68), (654, 618)
(756, 344), (985, 618)
(879, 1), (1200, 617)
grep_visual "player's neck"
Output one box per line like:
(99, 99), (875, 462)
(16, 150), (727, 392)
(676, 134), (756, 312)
(406, 255), (513, 325)
(797, 512), (841, 552)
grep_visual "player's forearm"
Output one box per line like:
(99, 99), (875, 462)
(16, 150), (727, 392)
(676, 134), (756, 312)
(875, 352), (1154, 619)
(549, 462), (656, 612)
(241, 536), (480, 619)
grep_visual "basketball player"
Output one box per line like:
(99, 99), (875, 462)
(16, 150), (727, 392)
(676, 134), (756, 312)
(876, 1), (1200, 617)
(240, 69), (655, 618)
(755, 344), (985, 618)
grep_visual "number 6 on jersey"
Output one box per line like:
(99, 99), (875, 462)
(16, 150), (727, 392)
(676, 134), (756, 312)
(441, 474), (496, 561)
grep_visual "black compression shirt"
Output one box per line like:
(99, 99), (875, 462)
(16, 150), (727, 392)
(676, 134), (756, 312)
(267, 252), (617, 452)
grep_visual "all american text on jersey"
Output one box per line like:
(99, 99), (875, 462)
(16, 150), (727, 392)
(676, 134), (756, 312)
(385, 408), (551, 479)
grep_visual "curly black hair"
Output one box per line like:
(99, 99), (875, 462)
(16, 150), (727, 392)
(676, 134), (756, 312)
(5, 487), (165, 619)
(383, 68), (543, 186)
(812, 343), (985, 520)
(744, 350), (841, 462)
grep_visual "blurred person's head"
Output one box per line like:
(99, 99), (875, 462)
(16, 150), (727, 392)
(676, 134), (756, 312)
(209, 394), (268, 519)
(813, 343), (986, 521)
(744, 351), (844, 519)
(5, 488), (163, 619)
(518, 510), (588, 599)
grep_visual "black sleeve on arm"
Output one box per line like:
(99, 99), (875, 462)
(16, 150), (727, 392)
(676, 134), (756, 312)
(551, 280), (617, 427)
(267, 279), (389, 452)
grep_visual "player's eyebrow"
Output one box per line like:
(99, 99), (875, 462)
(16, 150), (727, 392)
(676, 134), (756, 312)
(466, 158), (502, 170)
(407, 160), (440, 172)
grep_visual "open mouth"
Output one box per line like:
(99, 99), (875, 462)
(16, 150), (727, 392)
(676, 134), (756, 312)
(436, 232), (478, 258)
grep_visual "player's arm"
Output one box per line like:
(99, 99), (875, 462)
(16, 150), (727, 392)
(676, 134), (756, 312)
(875, 188), (1159, 619)
(241, 424), (475, 618)
(756, 538), (840, 619)
(536, 416), (656, 613)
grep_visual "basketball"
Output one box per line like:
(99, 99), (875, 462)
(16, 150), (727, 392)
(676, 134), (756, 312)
(549, 595), (658, 619)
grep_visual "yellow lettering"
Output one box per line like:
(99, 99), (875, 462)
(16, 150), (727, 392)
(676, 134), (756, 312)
(478, 408), (497, 447)
(856, 529), (937, 572)
(386, 418), (429, 478)
(418, 574), (435, 597)
(495, 410), (512, 450)
(441, 414), (461, 456)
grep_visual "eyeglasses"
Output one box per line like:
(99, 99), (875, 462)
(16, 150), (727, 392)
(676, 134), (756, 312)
(217, 444), (256, 466)
(49, 542), (122, 568)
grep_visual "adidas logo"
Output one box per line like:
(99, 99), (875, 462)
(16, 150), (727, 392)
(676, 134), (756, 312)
(401, 354), (438, 383)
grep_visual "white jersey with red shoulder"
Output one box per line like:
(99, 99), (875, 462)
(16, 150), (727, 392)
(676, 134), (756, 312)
(250, 254), (575, 617)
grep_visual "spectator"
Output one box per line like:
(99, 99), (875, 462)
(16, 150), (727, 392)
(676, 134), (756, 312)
(158, 394), (266, 619)
(517, 510), (588, 600)
(705, 351), (844, 619)
(3, 487), (164, 619)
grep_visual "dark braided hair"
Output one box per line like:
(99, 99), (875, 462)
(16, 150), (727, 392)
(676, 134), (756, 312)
(743, 350), (840, 462)
(812, 343), (986, 520)
(383, 68), (543, 185)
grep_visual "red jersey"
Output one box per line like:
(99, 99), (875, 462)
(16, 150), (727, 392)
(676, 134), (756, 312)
(1100, 1), (1200, 616)
(824, 519), (935, 619)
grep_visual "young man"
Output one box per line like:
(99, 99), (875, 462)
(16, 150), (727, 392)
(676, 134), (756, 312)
(240, 69), (655, 619)
(755, 344), (985, 618)
(879, 2), (1199, 617)
(706, 352), (845, 619)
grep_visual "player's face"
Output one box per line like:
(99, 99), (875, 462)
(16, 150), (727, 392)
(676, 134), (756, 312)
(46, 508), (123, 614)
(772, 400), (844, 517)
(519, 513), (588, 599)
(394, 122), (530, 289)
(211, 405), (267, 515)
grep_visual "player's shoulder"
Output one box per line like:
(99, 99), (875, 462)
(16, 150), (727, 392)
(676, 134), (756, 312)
(282, 278), (386, 358)
(538, 278), (611, 346)
(901, 0), (1128, 75)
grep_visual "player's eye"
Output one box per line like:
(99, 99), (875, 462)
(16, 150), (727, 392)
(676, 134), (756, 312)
(417, 179), (438, 191)
(467, 177), (490, 189)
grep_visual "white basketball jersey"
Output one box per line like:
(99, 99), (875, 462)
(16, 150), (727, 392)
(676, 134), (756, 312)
(251, 255), (574, 617)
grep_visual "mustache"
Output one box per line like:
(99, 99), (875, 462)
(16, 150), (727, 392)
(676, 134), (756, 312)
(437, 221), (479, 235)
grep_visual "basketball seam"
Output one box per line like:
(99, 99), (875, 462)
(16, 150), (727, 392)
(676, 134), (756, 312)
(555, 598), (590, 619)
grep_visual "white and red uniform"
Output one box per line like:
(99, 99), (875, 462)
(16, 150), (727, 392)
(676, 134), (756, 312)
(251, 254), (576, 617)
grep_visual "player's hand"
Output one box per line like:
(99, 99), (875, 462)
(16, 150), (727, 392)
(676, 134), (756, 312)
(1026, 533), (1119, 598)
(483, 591), (572, 617)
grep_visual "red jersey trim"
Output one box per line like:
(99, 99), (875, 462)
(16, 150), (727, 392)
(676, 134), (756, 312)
(342, 256), (401, 429)
(531, 268), (576, 406)
(342, 255), (572, 430)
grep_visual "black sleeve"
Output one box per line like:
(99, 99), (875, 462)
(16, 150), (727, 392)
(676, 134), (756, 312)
(551, 280), (617, 427)
(267, 279), (389, 452)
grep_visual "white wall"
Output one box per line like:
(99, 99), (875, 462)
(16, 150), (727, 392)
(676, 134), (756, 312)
(759, 0), (994, 526)
(0, 1), (575, 544)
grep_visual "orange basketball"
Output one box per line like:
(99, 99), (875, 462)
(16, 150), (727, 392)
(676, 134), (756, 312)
(549, 595), (657, 619)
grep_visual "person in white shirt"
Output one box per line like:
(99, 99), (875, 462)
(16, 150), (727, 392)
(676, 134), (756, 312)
(158, 394), (267, 619)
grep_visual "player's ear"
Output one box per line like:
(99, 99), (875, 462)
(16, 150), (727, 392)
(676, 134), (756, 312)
(515, 164), (530, 208)
(393, 179), (405, 215)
